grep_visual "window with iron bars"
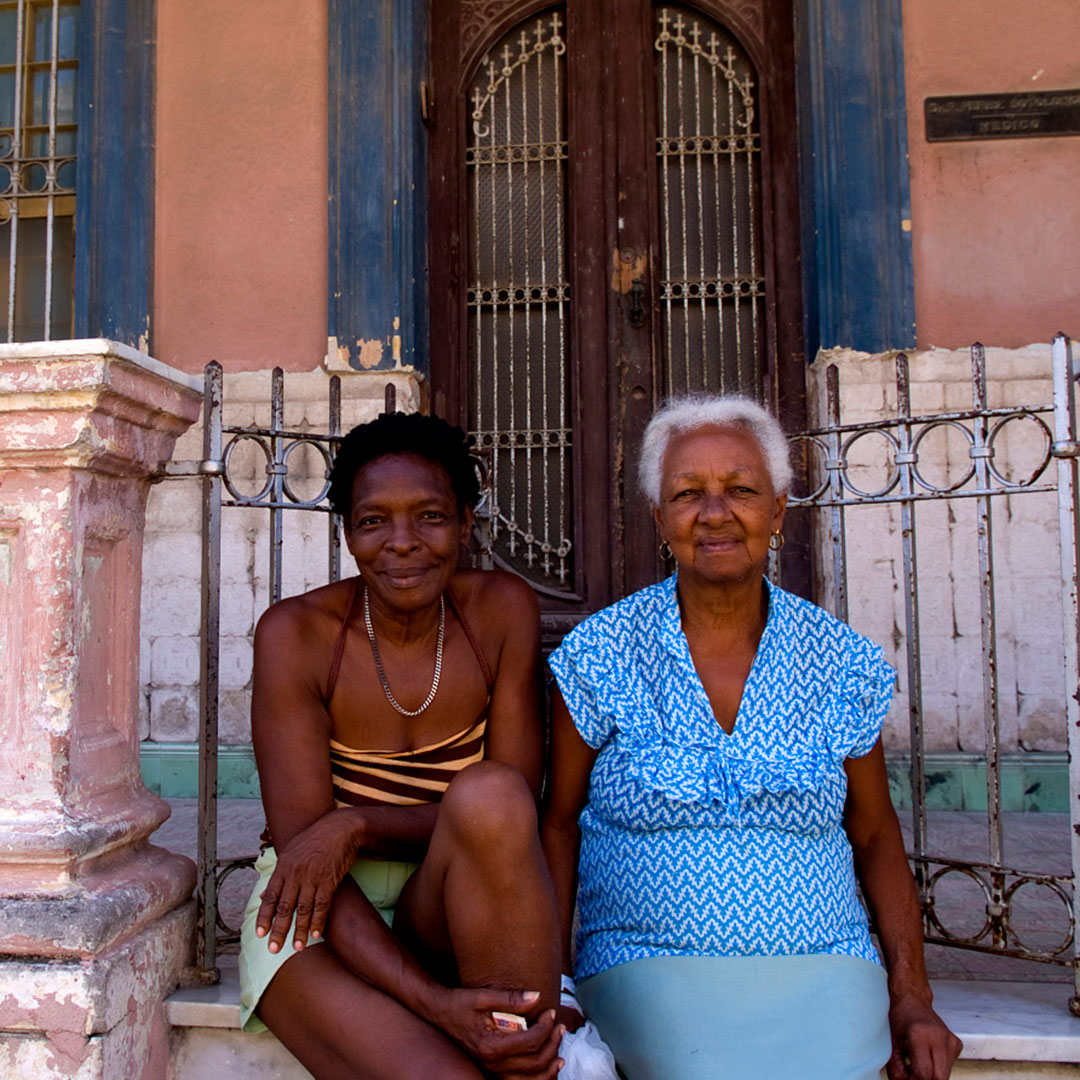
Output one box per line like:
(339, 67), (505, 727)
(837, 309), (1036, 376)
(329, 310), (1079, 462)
(0, 0), (77, 342)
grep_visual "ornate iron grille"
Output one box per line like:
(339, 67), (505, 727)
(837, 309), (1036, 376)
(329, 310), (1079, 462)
(160, 365), (344, 975)
(783, 336), (1080, 1012)
(654, 6), (762, 397)
(164, 339), (1080, 1001)
(0, 0), (77, 341)
(466, 10), (574, 593)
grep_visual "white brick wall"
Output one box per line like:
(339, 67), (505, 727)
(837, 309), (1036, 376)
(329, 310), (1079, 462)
(139, 346), (1069, 757)
(806, 343), (1067, 755)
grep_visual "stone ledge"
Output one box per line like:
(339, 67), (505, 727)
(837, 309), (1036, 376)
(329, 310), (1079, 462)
(169, 1027), (313, 1080)
(0, 338), (204, 394)
(167, 971), (1080, 1065)
(0, 845), (195, 955)
(934, 980), (1080, 1063)
(166, 966), (244, 1030)
(0, 901), (195, 1039)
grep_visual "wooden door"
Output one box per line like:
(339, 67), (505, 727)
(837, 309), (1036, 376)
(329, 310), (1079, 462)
(429, 0), (806, 638)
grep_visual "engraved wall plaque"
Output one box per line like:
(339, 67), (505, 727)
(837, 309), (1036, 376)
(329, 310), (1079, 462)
(925, 90), (1080, 142)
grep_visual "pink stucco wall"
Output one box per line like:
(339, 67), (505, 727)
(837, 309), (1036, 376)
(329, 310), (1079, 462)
(903, 0), (1080, 349)
(154, 0), (328, 374)
(151, 2), (1076, 368)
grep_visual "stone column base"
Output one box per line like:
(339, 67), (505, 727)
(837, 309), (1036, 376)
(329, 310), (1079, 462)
(0, 902), (195, 1079)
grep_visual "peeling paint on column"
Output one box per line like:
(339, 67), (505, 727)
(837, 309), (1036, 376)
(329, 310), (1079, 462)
(0, 344), (202, 1079)
(356, 338), (384, 369)
(0, 981), (90, 1033)
(324, 335), (350, 370)
(45, 1029), (94, 1076)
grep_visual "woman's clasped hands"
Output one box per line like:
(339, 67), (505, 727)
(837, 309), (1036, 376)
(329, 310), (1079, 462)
(427, 989), (565, 1079)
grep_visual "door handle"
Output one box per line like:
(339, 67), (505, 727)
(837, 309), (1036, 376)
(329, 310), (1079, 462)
(629, 277), (646, 327)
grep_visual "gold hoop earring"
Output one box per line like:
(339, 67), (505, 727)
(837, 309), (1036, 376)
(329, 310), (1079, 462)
(769, 531), (785, 551)
(658, 539), (673, 561)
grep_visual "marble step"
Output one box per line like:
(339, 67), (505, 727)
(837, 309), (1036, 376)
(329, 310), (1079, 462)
(166, 969), (1080, 1079)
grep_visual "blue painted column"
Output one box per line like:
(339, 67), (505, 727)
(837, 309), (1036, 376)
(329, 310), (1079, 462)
(73, 0), (155, 349)
(797, 0), (915, 354)
(329, 0), (429, 374)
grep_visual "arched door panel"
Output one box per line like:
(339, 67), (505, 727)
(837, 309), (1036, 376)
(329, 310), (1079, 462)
(430, 0), (806, 633)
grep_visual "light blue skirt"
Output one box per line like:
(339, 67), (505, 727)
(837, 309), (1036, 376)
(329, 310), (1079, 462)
(577, 953), (890, 1080)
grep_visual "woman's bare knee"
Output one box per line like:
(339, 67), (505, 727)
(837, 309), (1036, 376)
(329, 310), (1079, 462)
(440, 761), (538, 852)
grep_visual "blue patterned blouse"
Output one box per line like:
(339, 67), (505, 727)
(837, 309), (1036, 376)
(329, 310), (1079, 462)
(548, 574), (896, 981)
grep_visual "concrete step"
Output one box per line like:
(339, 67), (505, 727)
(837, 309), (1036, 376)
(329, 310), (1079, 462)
(170, 1028), (313, 1080)
(166, 959), (312, 1079)
(166, 967), (1080, 1079)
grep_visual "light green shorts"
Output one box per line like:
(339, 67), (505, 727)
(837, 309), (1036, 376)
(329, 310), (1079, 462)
(238, 846), (420, 1033)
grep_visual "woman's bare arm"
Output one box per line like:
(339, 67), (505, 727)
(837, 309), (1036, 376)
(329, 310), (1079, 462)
(475, 572), (546, 797)
(539, 687), (597, 973)
(250, 600), (337, 850)
(844, 741), (962, 1080)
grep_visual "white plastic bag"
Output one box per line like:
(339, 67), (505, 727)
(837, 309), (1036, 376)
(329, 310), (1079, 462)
(559, 1019), (619, 1080)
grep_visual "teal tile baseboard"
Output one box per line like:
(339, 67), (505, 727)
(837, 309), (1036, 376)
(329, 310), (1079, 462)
(886, 753), (1068, 813)
(141, 743), (1069, 811)
(141, 743), (262, 799)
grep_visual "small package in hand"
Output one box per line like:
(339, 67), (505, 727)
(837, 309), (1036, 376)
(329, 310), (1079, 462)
(491, 1011), (528, 1031)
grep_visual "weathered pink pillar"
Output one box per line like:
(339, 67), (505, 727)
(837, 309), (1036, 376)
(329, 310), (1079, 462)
(0, 341), (202, 1078)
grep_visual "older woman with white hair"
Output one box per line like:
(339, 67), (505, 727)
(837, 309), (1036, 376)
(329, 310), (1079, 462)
(541, 396), (961, 1080)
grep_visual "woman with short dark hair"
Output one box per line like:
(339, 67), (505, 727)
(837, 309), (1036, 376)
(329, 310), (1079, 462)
(542, 395), (962, 1080)
(238, 412), (565, 1080)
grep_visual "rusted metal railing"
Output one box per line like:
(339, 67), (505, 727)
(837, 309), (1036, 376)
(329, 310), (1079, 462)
(162, 365), (344, 977)
(784, 335), (1079, 1012)
(160, 340), (1078, 1002)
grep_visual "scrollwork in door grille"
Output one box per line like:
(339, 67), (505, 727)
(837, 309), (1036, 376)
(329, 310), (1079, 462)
(467, 10), (574, 590)
(655, 7), (764, 399)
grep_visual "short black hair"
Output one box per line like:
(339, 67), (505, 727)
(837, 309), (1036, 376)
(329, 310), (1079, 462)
(328, 411), (480, 521)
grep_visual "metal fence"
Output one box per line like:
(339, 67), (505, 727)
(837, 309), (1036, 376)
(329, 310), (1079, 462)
(162, 364), (342, 976)
(782, 333), (1080, 1011)
(163, 336), (1080, 1010)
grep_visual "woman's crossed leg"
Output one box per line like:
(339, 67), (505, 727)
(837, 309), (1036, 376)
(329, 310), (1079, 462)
(258, 761), (563, 1079)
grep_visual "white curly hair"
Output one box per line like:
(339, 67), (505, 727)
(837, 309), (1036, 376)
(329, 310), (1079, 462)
(637, 394), (793, 505)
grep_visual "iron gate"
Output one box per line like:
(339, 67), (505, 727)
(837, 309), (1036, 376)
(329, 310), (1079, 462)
(781, 335), (1080, 1011)
(160, 336), (1080, 1011)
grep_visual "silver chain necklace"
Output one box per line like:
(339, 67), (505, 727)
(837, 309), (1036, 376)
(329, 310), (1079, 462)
(363, 585), (445, 716)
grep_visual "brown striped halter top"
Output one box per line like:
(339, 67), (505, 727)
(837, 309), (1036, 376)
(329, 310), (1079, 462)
(324, 580), (493, 808)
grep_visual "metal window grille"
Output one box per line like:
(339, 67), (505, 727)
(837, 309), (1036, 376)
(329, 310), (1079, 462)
(0, 0), (77, 342)
(461, 6), (766, 600)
